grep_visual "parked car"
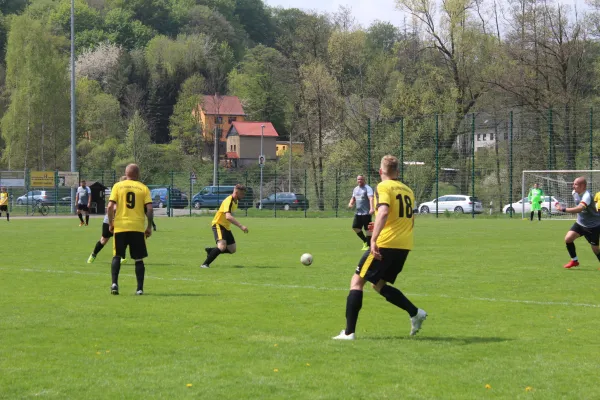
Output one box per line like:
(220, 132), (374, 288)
(191, 185), (254, 209)
(256, 192), (309, 211)
(150, 188), (188, 209)
(16, 190), (51, 205)
(419, 195), (483, 214)
(502, 196), (564, 215)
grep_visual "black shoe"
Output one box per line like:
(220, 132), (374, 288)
(111, 283), (119, 295)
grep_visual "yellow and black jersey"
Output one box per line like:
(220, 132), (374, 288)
(374, 180), (414, 250)
(0, 192), (8, 206)
(595, 192), (600, 211)
(108, 180), (152, 233)
(212, 195), (238, 230)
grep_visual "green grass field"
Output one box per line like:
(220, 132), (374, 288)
(1, 216), (600, 399)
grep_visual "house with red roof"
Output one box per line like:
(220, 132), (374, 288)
(224, 122), (279, 167)
(194, 95), (246, 143)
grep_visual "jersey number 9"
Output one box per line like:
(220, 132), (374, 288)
(126, 192), (135, 209)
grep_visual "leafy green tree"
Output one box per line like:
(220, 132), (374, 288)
(233, 0), (274, 46)
(169, 74), (205, 157)
(228, 45), (290, 135)
(104, 8), (155, 49)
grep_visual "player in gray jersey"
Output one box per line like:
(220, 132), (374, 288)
(87, 177), (128, 264)
(75, 180), (92, 226)
(555, 176), (600, 269)
(348, 175), (374, 250)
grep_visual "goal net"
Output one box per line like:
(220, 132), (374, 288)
(521, 170), (600, 220)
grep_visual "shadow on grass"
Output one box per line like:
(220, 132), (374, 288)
(367, 336), (513, 345)
(147, 293), (220, 297)
(233, 265), (280, 269)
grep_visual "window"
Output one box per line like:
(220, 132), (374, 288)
(268, 194), (276, 200)
(234, 145), (236, 151)
(482, 134), (486, 141)
(214, 116), (223, 124)
(477, 134), (481, 141)
(228, 117), (237, 123)
(230, 145), (233, 151)
(489, 133), (494, 140)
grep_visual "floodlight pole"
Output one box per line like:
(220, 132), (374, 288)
(259, 124), (264, 209)
(70, 0), (76, 213)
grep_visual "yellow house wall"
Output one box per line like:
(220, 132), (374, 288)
(276, 143), (304, 156)
(200, 113), (246, 142)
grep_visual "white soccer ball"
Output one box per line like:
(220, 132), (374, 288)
(300, 253), (313, 266)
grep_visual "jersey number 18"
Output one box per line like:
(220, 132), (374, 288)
(396, 194), (413, 218)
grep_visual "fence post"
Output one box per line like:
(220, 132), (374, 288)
(189, 172), (192, 217)
(548, 108), (553, 170)
(367, 118), (371, 186)
(304, 169), (307, 218)
(335, 169), (339, 218)
(169, 171), (174, 217)
(274, 167), (277, 218)
(55, 169), (59, 215)
(509, 111), (513, 218)
(590, 107), (594, 171)
(400, 117), (404, 182)
(471, 113), (475, 219)
(245, 170), (249, 217)
(435, 114), (439, 217)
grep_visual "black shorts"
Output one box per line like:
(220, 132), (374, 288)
(77, 204), (89, 212)
(102, 223), (113, 239)
(113, 231), (148, 259)
(570, 223), (600, 246)
(352, 214), (372, 230)
(212, 224), (235, 245)
(0, 205), (7, 212)
(355, 248), (410, 285)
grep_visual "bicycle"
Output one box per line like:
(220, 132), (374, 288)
(32, 201), (49, 216)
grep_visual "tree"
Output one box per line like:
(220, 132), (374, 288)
(228, 45), (291, 135)
(169, 74), (205, 158)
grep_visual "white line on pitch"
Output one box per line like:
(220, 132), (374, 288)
(5, 267), (600, 309)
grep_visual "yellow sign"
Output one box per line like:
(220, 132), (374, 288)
(30, 171), (55, 187)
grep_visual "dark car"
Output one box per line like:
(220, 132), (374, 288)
(191, 185), (254, 209)
(256, 192), (309, 211)
(151, 188), (188, 209)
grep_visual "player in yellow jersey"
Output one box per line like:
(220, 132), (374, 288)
(200, 184), (249, 268)
(595, 191), (600, 211)
(0, 187), (9, 221)
(107, 164), (153, 295)
(333, 155), (427, 340)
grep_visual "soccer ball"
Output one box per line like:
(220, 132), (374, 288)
(300, 253), (313, 266)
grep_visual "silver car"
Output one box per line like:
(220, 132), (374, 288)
(419, 195), (483, 214)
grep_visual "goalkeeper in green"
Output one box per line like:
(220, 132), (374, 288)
(528, 183), (544, 221)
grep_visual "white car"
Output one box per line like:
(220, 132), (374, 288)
(502, 196), (564, 215)
(419, 195), (483, 214)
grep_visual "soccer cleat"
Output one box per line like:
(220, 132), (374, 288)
(200, 264), (210, 269)
(121, 258), (128, 264)
(85, 223), (89, 226)
(79, 222), (84, 227)
(111, 283), (119, 295)
(87, 254), (96, 264)
(564, 260), (580, 269)
(135, 290), (143, 296)
(332, 330), (355, 340)
(361, 243), (369, 251)
(410, 309), (428, 336)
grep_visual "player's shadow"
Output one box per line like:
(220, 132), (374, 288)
(368, 336), (513, 345)
(147, 293), (220, 297)
(233, 265), (279, 269)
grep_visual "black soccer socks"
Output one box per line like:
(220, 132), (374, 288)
(111, 256), (121, 285)
(135, 261), (145, 291)
(566, 242), (577, 259)
(203, 247), (222, 266)
(345, 290), (363, 335)
(380, 285), (418, 317)
(356, 231), (367, 243)
(93, 241), (104, 256)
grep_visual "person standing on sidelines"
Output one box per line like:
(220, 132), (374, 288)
(555, 177), (600, 269)
(527, 183), (544, 221)
(107, 164), (153, 295)
(75, 180), (92, 226)
(0, 187), (9, 221)
(349, 175), (374, 250)
(333, 155), (427, 340)
(201, 184), (249, 269)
